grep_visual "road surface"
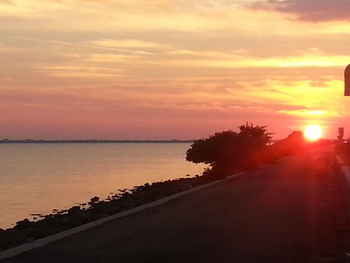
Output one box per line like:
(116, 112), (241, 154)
(3, 148), (350, 262)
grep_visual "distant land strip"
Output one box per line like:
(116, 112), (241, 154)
(0, 139), (194, 144)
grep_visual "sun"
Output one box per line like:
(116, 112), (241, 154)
(303, 125), (323, 141)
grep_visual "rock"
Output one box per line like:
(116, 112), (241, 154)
(68, 206), (81, 215)
(15, 219), (32, 230)
(88, 196), (100, 205)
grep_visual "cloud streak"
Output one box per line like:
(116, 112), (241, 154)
(252, 0), (350, 22)
(0, 0), (349, 139)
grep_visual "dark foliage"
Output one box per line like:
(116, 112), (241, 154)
(186, 123), (272, 178)
(266, 131), (306, 159)
(264, 131), (331, 162)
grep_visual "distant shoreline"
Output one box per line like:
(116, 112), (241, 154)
(0, 139), (194, 144)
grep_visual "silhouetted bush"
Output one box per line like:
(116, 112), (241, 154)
(186, 123), (272, 178)
(268, 131), (332, 159)
(267, 131), (306, 158)
(186, 126), (329, 179)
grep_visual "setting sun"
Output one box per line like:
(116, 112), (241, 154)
(303, 125), (323, 141)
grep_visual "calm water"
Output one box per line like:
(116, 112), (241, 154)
(0, 143), (205, 229)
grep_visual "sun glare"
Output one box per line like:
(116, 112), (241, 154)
(303, 125), (323, 141)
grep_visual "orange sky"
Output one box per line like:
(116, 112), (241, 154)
(1, 0), (350, 139)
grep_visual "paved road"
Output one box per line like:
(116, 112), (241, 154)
(3, 148), (350, 263)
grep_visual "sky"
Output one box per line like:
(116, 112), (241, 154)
(1, 0), (350, 139)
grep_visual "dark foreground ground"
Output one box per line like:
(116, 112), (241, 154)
(3, 147), (350, 263)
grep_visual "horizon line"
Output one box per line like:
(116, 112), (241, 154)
(0, 139), (195, 143)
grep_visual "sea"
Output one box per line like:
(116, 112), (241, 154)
(0, 143), (206, 229)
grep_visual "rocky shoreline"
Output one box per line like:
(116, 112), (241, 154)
(0, 174), (215, 252)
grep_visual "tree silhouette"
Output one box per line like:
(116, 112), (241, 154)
(186, 123), (272, 178)
(268, 131), (306, 158)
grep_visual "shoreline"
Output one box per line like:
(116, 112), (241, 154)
(0, 142), (202, 231)
(0, 172), (231, 252)
(0, 172), (246, 259)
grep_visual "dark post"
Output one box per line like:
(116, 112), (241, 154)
(345, 64), (350, 96)
(338, 127), (344, 141)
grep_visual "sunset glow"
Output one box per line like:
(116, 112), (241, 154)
(303, 125), (323, 141)
(1, 0), (349, 139)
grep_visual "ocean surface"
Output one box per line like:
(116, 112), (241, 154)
(0, 143), (205, 229)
